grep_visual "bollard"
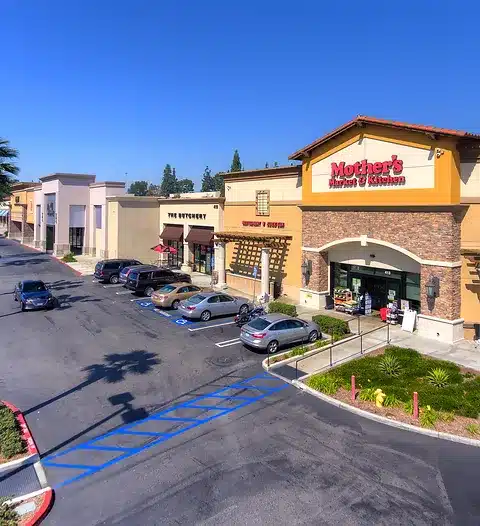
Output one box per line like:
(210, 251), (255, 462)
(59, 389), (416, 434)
(351, 375), (356, 402)
(413, 391), (419, 419)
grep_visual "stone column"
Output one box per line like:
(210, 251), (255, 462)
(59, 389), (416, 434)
(180, 225), (192, 273)
(299, 250), (329, 308)
(214, 242), (226, 288)
(261, 247), (270, 299)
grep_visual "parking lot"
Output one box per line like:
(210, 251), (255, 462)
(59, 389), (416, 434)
(2, 239), (480, 525)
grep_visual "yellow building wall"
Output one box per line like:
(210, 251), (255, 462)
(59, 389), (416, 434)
(223, 203), (302, 300)
(301, 124), (460, 207)
(10, 190), (27, 222)
(461, 203), (480, 329)
(26, 189), (35, 224)
(110, 200), (160, 263)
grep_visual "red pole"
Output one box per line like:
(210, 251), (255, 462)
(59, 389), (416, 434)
(351, 375), (356, 402)
(413, 391), (419, 419)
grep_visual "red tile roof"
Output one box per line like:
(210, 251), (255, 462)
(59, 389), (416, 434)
(289, 115), (480, 160)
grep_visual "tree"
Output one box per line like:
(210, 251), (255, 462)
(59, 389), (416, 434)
(0, 138), (19, 200)
(127, 180), (149, 196)
(230, 149), (242, 172)
(212, 172), (225, 196)
(200, 165), (215, 192)
(177, 178), (194, 193)
(160, 164), (178, 197)
(147, 184), (160, 196)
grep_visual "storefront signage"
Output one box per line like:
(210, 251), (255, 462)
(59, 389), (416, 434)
(168, 212), (207, 220)
(329, 155), (406, 189)
(242, 221), (285, 228)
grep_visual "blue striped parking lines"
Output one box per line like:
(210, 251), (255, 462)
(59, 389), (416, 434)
(43, 373), (286, 488)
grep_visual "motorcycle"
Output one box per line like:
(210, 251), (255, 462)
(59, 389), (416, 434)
(235, 305), (266, 327)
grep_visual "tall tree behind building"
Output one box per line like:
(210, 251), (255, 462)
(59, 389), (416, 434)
(127, 180), (149, 196)
(177, 179), (194, 193)
(230, 149), (242, 172)
(212, 172), (225, 196)
(0, 138), (19, 200)
(160, 164), (178, 196)
(200, 166), (215, 192)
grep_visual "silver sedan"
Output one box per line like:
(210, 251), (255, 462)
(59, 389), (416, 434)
(178, 292), (252, 321)
(240, 313), (321, 354)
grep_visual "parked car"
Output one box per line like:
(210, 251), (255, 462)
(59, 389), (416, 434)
(14, 280), (55, 311)
(125, 268), (191, 296)
(151, 283), (207, 309)
(94, 259), (142, 284)
(240, 313), (321, 354)
(119, 264), (157, 285)
(178, 292), (252, 322)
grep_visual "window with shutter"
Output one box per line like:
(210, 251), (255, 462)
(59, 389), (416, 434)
(255, 190), (270, 216)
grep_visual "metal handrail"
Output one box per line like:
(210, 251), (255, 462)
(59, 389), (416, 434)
(294, 322), (390, 380)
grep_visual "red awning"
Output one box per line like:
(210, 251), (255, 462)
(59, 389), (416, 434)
(185, 227), (214, 246)
(159, 225), (184, 241)
(151, 244), (178, 254)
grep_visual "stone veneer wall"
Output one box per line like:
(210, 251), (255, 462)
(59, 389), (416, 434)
(302, 209), (462, 321)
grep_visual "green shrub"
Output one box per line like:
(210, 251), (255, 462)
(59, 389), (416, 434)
(0, 429), (26, 458)
(268, 302), (297, 317)
(306, 374), (339, 395)
(0, 407), (17, 431)
(419, 405), (438, 428)
(312, 315), (350, 339)
(62, 252), (77, 263)
(463, 372), (475, 380)
(359, 388), (377, 402)
(0, 498), (19, 525)
(466, 423), (480, 436)
(379, 355), (402, 377)
(404, 400), (413, 415)
(383, 394), (402, 407)
(426, 368), (450, 388)
(437, 411), (455, 423)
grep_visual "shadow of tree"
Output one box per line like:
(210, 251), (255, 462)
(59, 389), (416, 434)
(24, 350), (160, 415)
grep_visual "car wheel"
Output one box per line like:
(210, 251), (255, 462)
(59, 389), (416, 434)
(239, 304), (249, 315)
(20, 302), (26, 312)
(200, 310), (211, 322)
(267, 340), (279, 354)
(144, 286), (155, 297)
(172, 299), (180, 310)
(308, 330), (319, 343)
(109, 274), (119, 284)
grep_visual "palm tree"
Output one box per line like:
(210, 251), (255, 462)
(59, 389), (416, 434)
(0, 138), (19, 199)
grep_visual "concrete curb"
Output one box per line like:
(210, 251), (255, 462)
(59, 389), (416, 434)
(262, 360), (480, 448)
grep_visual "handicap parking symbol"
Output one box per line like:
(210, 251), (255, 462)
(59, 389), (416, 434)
(137, 300), (153, 308)
(174, 318), (191, 326)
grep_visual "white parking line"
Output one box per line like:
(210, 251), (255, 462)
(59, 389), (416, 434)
(115, 290), (132, 295)
(131, 297), (149, 301)
(188, 321), (235, 332)
(215, 338), (242, 348)
(103, 284), (123, 288)
(154, 308), (171, 317)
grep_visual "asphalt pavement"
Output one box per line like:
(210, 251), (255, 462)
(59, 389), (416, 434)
(1, 238), (480, 525)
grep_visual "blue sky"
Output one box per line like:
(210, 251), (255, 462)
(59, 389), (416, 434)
(4, 0), (480, 189)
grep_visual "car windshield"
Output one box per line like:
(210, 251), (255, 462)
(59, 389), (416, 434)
(23, 281), (46, 293)
(158, 285), (176, 293)
(247, 318), (270, 330)
(186, 294), (206, 305)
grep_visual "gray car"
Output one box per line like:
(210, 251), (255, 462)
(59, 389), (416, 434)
(178, 292), (252, 321)
(240, 313), (321, 354)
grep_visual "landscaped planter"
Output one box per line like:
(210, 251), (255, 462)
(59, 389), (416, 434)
(0, 402), (30, 467)
(302, 346), (480, 441)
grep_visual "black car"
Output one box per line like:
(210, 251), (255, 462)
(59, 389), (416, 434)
(125, 268), (191, 296)
(94, 259), (142, 284)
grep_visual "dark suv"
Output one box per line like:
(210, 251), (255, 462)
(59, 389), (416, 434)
(94, 259), (142, 284)
(126, 268), (191, 296)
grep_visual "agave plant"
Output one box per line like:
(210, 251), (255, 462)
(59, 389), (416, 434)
(378, 355), (402, 377)
(426, 368), (450, 388)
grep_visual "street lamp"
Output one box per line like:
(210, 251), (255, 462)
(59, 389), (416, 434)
(425, 277), (437, 299)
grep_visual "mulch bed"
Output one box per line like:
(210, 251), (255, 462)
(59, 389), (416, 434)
(333, 387), (480, 440)
(17, 494), (44, 525)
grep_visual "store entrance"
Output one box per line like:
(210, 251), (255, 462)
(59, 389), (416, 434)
(46, 225), (55, 252)
(358, 275), (401, 310)
(69, 227), (84, 255)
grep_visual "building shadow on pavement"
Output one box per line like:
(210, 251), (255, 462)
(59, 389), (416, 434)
(23, 350), (160, 416)
(0, 257), (50, 267)
(47, 279), (84, 292)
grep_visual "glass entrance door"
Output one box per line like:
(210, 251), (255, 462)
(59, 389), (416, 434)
(46, 225), (55, 252)
(69, 227), (84, 255)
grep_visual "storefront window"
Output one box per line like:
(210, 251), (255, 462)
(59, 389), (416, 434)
(167, 240), (183, 268)
(333, 263), (348, 288)
(193, 244), (214, 275)
(406, 272), (420, 303)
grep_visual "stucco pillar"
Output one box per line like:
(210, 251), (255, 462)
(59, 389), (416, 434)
(214, 242), (226, 288)
(181, 225), (192, 273)
(261, 247), (270, 299)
